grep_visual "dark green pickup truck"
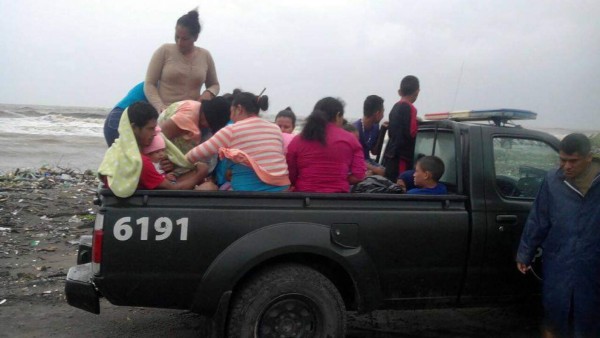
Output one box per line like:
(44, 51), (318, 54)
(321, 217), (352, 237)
(66, 111), (559, 337)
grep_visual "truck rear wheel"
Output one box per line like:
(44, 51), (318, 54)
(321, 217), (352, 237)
(226, 263), (346, 338)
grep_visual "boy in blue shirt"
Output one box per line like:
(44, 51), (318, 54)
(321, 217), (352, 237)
(407, 155), (447, 195)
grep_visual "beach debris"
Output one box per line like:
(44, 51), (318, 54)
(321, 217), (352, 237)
(0, 166), (98, 190)
(60, 174), (73, 181)
(1, 165), (99, 299)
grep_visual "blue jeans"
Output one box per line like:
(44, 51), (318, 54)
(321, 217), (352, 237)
(103, 107), (124, 146)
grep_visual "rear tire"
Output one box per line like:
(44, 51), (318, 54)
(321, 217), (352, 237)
(226, 263), (346, 338)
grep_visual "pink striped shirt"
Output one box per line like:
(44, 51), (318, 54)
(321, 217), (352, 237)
(186, 116), (289, 177)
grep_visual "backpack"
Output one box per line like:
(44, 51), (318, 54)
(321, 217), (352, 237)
(351, 175), (404, 194)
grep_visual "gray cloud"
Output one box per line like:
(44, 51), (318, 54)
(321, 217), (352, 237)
(1, 0), (598, 129)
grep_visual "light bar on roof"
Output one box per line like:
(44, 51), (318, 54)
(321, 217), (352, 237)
(424, 109), (537, 122)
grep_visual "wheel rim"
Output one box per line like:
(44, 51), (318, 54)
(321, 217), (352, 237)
(255, 293), (321, 338)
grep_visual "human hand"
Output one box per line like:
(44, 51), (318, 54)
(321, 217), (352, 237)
(160, 159), (175, 172)
(396, 179), (407, 193)
(159, 104), (167, 114)
(200, 91), (215, 101)
(516, 262), (530, 274)
(195, 181), (218, 191)
(165, 173), (177, 183)
(195, 162), (208, 170)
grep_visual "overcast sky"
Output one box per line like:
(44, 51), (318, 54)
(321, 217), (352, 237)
(1, 0), (599, 129)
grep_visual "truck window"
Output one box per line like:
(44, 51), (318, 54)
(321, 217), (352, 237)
(414, 131), (456, 186)
(493, 137), (558, 198)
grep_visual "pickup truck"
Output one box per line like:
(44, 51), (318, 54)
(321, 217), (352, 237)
(66, 110), (560, 337)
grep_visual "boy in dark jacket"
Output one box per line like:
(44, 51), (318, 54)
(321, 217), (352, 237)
(383, 75), (420, 181)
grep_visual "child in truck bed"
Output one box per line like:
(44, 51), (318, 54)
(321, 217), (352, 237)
(142, 128), (177, 184)
(407, 155), (447, 195)
(98, 102), (208, 197)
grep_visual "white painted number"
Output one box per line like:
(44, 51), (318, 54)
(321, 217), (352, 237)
(154, 217), (173, 241)
(138, 217), (149, 240)
(177, 218), (188, 241)
(113, 217), (190, 241)
(114, 217), (133, 241)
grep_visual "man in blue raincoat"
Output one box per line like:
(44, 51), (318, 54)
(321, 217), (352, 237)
(517, 133), (600, 337)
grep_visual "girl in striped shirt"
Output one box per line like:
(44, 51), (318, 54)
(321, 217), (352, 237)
(185, 91), (290, 191)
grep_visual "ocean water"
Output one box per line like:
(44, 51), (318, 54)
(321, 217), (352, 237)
(0, 103), (108, 172)
(0, 103), (595, 174)
(0, 104), (106, 137)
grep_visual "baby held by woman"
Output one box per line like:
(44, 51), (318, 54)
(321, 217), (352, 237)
(142, 130), (177, 183)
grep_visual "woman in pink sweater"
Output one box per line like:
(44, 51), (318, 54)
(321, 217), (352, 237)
(286, 97), (366, 193)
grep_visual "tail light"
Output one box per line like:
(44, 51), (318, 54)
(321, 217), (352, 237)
(91, 214), (104, 275)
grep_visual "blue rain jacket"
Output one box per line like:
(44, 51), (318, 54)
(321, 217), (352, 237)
(517, 163), (600, 337)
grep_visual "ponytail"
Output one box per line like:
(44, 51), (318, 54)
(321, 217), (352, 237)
(301, 110), (328, 145)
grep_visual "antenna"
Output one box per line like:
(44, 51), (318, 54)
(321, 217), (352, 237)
(451, 61), (464, 111)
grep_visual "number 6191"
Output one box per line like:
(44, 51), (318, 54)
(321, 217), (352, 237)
(113, 217), (189, 241)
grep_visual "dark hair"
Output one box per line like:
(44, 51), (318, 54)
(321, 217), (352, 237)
(560, 133), (591, 156)
(221, 88), (241, 107)
(418, 155), (445, 182)
(301, 97), (345, 145)
(314, 97), (345, 120)
(231, 91), (269, 115)
(201, 97), (230, 133)
(176, 9), (201, 37)
(400, 75), (420, 96)
(363, 95), (384, 118)
(276, 107), (296, 127)
(128, 101), (158, 128)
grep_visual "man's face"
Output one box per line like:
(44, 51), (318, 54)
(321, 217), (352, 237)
(133, 119), (158, 148)
(374, 108), (385, 123)
(559, 151), (592, 179)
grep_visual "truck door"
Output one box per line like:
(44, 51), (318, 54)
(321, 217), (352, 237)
(479, 128), (559, 297)
(361, 127), (470, 305)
